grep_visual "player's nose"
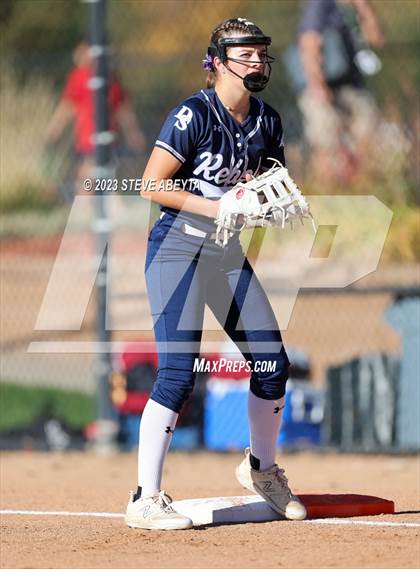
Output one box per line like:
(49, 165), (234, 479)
(251, 51), (265, 69)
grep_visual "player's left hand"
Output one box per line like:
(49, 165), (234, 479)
(215, 184), (264, 247)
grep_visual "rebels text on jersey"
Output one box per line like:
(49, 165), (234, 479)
(155, 88), (285, 202)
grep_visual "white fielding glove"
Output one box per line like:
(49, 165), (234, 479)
(214, 186), (263, 247)
(214, 159), (314, 247)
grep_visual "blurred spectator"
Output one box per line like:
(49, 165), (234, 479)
(46, 39), (146, 200)
(286, 0), (385, 184)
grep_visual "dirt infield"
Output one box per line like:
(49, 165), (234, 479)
(1, 451), (419, 569)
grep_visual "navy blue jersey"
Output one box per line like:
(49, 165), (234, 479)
(154, 88), (285, 229)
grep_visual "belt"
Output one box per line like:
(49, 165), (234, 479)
(181, 223), (217, 240)
(160, 212), (217, 240)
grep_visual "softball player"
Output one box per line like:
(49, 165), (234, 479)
(125, 17), (307, 530)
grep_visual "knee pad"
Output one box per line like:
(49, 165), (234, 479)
(249, 353), (290, 400)
(150, 369), (195, 413)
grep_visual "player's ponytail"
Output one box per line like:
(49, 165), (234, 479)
(206, 72), (216, 89)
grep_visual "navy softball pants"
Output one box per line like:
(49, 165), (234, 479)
(145, 213), (290, 413)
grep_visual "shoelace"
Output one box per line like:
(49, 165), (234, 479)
(274, 468), (294, 498)
(153, 491), (175, 513)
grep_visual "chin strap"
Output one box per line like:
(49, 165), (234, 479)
(223, 59), (272, 92)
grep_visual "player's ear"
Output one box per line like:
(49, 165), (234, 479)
(213, 56), (224, 74)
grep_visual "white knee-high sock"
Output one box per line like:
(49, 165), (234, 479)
(137, 398), (178, 497)
(248, 390), (285, 470)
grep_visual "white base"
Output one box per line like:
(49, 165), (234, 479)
(172, 495), (282, 526)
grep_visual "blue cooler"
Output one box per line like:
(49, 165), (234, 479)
(279, 380), (324, 449)
(204, 378), (324, 451)
(204, 379), (250, 450)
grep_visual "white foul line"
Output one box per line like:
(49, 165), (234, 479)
(1, 510), (419, 528)
(0, 510), (123, 518)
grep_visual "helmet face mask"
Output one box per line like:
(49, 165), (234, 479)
(207, 34), (274, 92)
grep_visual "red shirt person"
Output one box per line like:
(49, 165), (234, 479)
(46, 41), (146, 194)
(61, 63), (126, 155)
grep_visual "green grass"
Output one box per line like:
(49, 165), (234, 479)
(0, 207), (70, 239)
(0, 382), (94, 432)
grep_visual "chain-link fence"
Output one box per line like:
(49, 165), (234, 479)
(1, 0), (419, 449)
(1, 1), (419, 210)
